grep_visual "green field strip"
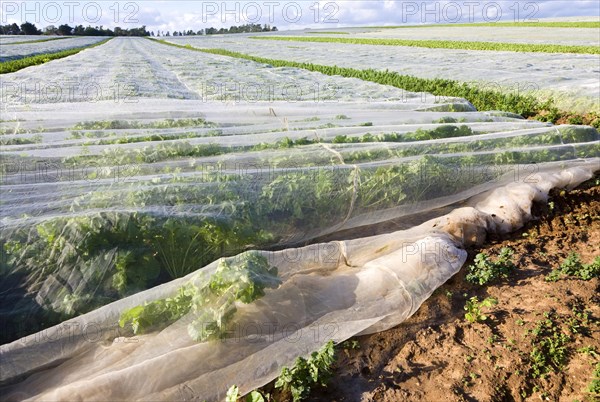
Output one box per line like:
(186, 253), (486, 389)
(0, 37), (71, 46)
(151, 38), (599, 127)
(250, 36), (600, 54)
(371, 21), (600, 29)
(0, 38), (112, 74)
(306, 31), (349, 34)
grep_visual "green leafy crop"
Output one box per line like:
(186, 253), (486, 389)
(0, 37), (69, 46)
(153, 38), (598, 125)
(376, 21), (600, 29)
(466, 247), (515, 285)
(275, 340), (337, 401)
(0, 38), (112, 74)
(589, 362), (600, 395)
(118, 284), (196, 334)
(226, 385), (265, 402)
(528, 311), (571, 379)
(71, 118), (213, 131)
(464, 296), (498, 323)
(119, 252), (280, 341)
(252, 36), (600, 55)
(545, 253), (600, 282)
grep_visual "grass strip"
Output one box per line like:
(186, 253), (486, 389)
(306, 31), (349, 34)
(150, 38), (598, 127)
(0, 38), (112, 74)
(372, 21), (600, 29)
(0, 37), (70, 46)
(250, 36), (600, 54)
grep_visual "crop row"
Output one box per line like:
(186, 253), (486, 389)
(154, 39), (598, 126)
(0, 38), (111, 74)
(4, 122), (587, 168)
(52, 125), (598, 168)
(2, 122), (597, 342)
(251, 36), (600, 54)
(375, 21), (600, 29)
(0, 37), (69, 46)
(0, 158), (466, 316)
(0, 157), (428, 338)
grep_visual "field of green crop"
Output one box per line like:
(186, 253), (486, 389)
(0, 36), (108, 63)
(0, 38), (111, 73)
(167, 26), (600, 115)
(376, 21), (600, 29)
(252, 36), (600, 54)
(0, 36), (69, 46)
(156, 39), (598, 126)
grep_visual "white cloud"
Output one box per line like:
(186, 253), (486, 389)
(2, 1), (598, 33)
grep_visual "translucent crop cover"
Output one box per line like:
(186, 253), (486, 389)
(0, 39), (599, 402)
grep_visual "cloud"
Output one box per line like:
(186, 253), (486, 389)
(533, 0), (600, 18)
(2, 1), (598, 33)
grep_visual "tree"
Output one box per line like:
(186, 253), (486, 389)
(73, 25), (85, 35)
(57, 24), (73, 35)
(20, 22), (41, 35)
(83, 25), (100, 36)
(0, 23), (21, 35)
(44, 25), (58, 35)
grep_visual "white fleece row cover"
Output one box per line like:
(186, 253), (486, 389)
(0, 97), (598, 401)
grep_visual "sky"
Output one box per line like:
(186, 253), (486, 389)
(1, 1), (599, 33)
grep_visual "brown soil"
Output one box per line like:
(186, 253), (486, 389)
(262, 180), (600, 402)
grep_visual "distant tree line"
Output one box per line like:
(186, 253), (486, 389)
(156, 23), (277, 36)
(0, 22), (150, 36)
(0, 22), (277, 37)
(1, 22), (42, 35)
